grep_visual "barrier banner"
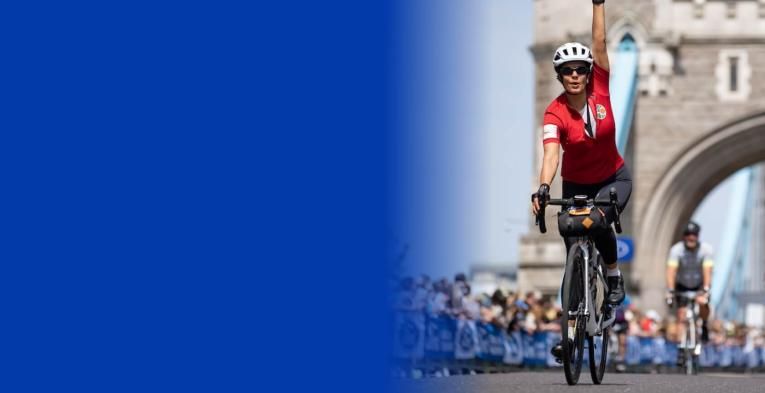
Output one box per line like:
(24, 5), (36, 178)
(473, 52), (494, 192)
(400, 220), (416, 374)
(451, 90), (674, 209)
(545, 332), (562, 367)
(745, 347), (760, 369)
(424, 315), (456, 360)
(625, 336), (641, 365)
(580, 338), (591, 365)
(650, 337), (666, 365)
(719, 345), (733, 368)
(455, 319), (478, 360)
(476, 322), (505, 361)
(522, 332), (548, 366)
(503, 331), (524, 365)
(392, 312), (764, 369)
(638, 337), (656, 365)
(582, 336), (608, 366)
(732, 346), (745, 367)
(698, 344), (713, 367)
(664, 342), (679, 366)
(393, 311), (425, 359)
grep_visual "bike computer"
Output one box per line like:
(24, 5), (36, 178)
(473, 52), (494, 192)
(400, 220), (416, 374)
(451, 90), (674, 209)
(573, 195), (588, 207)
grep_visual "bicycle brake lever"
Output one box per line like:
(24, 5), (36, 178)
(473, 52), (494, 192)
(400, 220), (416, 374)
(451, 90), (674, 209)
(609, 187), (622, 234)
(538, 209), (547, 234)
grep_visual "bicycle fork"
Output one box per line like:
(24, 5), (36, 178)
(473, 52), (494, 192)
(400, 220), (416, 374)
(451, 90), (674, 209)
(573, 243), (614, 337)
(685, 307), (700, 356)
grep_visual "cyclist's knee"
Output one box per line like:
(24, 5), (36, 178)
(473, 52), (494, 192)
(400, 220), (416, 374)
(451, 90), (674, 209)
(563, 236), (576, 251)
(593, 232), (617, 263)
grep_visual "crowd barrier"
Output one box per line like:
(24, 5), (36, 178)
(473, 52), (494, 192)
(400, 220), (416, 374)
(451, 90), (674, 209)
(393, 311), (765, 369)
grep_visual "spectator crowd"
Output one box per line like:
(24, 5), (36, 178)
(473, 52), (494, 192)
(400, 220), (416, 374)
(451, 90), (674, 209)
(392, 273), (765, 363)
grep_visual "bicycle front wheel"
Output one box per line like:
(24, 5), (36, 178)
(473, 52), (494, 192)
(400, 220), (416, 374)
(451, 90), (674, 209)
(685, 319), (698, 375)
(561, 242), (586, 385)
(588, 327), (609, 384)
(589, 255), (608, 384)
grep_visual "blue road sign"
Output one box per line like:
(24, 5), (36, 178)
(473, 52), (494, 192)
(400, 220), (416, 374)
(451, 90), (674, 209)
(617, 236), (634, 262)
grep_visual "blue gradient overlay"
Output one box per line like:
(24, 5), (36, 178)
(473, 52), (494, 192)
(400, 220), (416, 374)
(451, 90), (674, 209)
(392, 1), (533, 278)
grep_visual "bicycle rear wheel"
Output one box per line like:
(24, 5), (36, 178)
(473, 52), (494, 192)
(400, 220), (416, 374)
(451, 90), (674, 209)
(561, 242), (586, 385)
(589, 258), (608, 384)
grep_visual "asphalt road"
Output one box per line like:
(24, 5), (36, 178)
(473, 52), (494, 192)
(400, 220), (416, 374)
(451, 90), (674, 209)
(395, 371), (765, 393)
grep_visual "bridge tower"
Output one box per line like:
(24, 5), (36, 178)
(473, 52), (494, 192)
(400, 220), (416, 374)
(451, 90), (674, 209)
(520, 0), (765, 313)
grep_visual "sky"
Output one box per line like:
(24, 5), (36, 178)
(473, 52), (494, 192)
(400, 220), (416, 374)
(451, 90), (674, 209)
(393, 1), (532, 278)
(393, 0), (732, 279)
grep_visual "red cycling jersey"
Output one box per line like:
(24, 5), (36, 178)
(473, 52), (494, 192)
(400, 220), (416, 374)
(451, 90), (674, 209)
(541, 63), (624, 185)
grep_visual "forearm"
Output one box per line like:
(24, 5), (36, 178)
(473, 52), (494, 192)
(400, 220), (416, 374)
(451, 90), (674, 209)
(538, 154), (559, 186)
(703, 267), (712, 289)
(591, 2), (609, 70)
(592, 4), (606, 45)
(666, 266), (676, 289)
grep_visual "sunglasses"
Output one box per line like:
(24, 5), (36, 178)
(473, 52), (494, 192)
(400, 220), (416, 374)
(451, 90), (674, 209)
(559, 66), (590, 76)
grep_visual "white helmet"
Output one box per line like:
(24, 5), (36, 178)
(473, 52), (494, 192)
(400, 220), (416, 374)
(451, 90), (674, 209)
(552, 42), (593, 70)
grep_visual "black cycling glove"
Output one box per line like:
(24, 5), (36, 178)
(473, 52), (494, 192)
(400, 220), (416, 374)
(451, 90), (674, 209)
(534, 183), (550, 204)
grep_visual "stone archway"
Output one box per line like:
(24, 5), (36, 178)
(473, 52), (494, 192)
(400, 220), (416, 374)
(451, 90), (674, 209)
(635, 111), (765, 312)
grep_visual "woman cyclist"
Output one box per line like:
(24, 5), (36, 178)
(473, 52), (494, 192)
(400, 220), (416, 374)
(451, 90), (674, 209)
(530, 0), (632, 360)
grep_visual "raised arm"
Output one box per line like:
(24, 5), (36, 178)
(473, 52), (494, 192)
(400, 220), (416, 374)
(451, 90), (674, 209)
(592, 1), (609, 72)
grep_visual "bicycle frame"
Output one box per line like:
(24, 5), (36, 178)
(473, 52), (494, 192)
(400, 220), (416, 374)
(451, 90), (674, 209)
(569, 240), (615, 337)
(677, 291), (701, 356)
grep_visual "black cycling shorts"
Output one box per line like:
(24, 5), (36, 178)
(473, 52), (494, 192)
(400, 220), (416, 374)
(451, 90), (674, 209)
(674, 283), (705, 308)
(562, 164), (632, 264)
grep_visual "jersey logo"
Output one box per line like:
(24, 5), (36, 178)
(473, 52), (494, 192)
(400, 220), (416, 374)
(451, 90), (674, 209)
(596, 104), (607, 120)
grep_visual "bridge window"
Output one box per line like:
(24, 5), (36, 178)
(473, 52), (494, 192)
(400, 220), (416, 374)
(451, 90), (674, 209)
(716, 50), (750, 102)
(729, 56), (739, 92)
(726, 2), (736, 19)
(693, 0), (705, 19)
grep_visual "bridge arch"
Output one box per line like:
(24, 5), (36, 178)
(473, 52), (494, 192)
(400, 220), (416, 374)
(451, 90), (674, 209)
(635, 111), (765, 311)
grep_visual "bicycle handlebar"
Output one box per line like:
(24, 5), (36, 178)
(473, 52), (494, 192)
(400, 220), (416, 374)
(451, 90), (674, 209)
(675, 290), (706, 300)
(535, 187), (622, 235)
(666, 290), (708, 307)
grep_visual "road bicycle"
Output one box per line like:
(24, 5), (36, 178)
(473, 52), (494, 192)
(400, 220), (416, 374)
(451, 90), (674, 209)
(668, 290), (705, 375)
(536, 188), (622, 385)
